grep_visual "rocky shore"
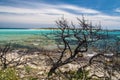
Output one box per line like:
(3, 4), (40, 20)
(0, 49), (120, 80)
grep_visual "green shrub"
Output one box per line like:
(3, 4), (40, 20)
(74, 69), (89, 80)
(0, 68), (20, 80)
(24, 65), (32, 74)
(64, 69), (90, 80)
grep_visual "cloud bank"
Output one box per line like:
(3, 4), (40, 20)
(0, 1), (120, 29)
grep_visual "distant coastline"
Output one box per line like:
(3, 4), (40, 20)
(0, 28), (28, 29)
(0, 27), (60, 30)
(0, 27), (120, 31)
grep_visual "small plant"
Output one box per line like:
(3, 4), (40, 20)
(64, 69), (90, 80)
(0, 68), (20, 80)
(24, 65), (32, 74)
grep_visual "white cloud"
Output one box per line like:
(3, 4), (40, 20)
(0, 3), (120, 29)
(84, 14), (120, 28)
(59, 4), (101, 14)
(0, 3), (101, 14)
(0, 4), (78, 24)
(4, 0), (100, 14)
(0, 5), (76, 25)
(115, 8), (120, 12)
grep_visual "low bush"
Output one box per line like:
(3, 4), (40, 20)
(0, 68), (20, 80)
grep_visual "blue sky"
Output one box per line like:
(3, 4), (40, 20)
(0, 0), (120, 29)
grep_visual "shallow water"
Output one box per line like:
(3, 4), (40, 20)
(0, 29), (120, 50)
(0, 29), (56, 49)
(0, 29), (54, 41)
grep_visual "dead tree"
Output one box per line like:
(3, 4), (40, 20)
(0, 43), (11, 69)
(48, 16), (101, 77)
(88, 32), (120, 80)
(0, 43), (27, 69)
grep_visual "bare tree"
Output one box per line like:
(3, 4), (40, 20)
(0, 43), (27, 69)
(88, 32), (120, 80)
(48, 16), (101, 77)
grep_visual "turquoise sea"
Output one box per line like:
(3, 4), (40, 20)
(0, 29), (57, 49)
(0, 29), (120, 50)
(0, 29), (54, 41)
